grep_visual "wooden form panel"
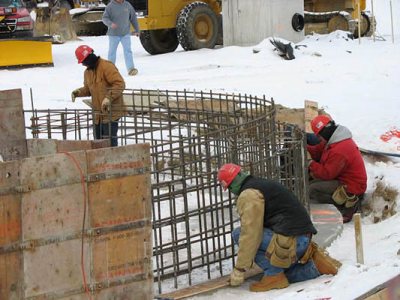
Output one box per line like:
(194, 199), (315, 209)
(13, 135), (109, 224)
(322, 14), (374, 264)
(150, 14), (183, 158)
(27, 139), (110, 157)
(0, 89), (27, 161)
(0, 144), (153, 299)
(86, 144), (152, 228)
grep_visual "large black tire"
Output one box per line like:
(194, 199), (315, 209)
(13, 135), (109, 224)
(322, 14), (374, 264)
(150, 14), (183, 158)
(176, 1), (219, 51)
(140, 29), (179, 55)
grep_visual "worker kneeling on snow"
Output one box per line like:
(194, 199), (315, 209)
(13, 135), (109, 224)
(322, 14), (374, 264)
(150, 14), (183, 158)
(217, 164), (341, 292)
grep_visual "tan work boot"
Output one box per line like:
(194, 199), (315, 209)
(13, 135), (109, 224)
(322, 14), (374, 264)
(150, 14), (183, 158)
(249, 273), (289, 292)
(311, 242), (342, 275)
(128, 68), (138, 76)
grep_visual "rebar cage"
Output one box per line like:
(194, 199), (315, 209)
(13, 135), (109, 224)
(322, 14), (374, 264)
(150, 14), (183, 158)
(25, 89), (308, 294)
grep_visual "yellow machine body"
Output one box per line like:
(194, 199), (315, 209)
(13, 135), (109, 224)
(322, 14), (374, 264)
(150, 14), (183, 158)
(0, 38), (53, 68)
(138, 0), (221, 30)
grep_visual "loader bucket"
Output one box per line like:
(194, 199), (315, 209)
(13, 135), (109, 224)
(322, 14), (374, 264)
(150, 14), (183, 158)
(34, 7), (77, 42)
(0, 37), (53, 68)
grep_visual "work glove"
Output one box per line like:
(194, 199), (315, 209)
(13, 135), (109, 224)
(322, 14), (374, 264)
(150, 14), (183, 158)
(71, 89), (80, 102)
(306, 133), (320, 145)
(229, 267), (245, 287)
(101, 98), (111, 113)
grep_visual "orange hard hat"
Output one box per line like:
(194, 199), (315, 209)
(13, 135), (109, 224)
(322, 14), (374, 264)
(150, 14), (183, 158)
(311, 115), (332, 135)
(75, 45), (93, 64)
(218, 163), (241, 190)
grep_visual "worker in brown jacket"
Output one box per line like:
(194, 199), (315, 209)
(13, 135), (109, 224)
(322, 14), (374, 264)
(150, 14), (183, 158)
(217, 163), (341, 292)
(71, 45), (125, 147)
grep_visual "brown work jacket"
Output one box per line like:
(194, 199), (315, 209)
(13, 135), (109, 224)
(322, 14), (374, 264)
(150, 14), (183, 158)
(77, 58), (126, 124)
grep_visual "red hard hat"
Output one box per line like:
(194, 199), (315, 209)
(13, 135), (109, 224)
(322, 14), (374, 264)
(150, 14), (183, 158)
(218, 163), (241, 191)
(311, 115), (332, 135)
(75, 45), (93, 64)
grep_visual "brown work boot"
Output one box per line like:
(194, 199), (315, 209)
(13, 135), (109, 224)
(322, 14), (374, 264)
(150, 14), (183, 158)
(249, 273), (289, 292)
(311, 242), (342, 275)
(128, 68), (138, 76)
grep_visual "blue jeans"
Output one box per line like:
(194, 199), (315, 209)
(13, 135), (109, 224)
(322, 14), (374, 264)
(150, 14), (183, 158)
(108, 34), (134, 72)
(232, 227), (320, 283)
(95, 120), (119, 147)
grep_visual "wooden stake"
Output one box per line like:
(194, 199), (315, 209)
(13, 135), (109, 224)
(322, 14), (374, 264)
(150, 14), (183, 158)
(371, 0), (375, 42)
(358, 0), (362, 44)
(390, 0), (395, 43)
(354, 213), (364, 264)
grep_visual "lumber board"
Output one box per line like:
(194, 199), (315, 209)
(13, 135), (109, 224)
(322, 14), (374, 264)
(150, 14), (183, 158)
(304, 100), (319, 133)
(354, 274), (400, 300)
(156, 266), (263, 300)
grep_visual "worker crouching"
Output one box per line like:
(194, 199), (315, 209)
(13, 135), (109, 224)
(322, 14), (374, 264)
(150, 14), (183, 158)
(217, 163), (341, 292)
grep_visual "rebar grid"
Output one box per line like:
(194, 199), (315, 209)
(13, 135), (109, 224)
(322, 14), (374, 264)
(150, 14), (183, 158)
(24, 89), (307, 293)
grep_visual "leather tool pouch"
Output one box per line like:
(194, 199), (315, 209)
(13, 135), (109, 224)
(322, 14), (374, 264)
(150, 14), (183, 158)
(332, 185), (358, 208)
(266, 233), (297, 268)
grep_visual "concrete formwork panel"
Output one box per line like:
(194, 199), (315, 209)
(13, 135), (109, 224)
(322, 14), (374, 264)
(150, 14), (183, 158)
(0, 89), (27, 161)
(222, 0), (304, 46)
(0, 144), (153, 300)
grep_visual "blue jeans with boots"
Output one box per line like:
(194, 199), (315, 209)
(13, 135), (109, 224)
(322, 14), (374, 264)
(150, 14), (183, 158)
(108, 34), (135, 74)
(232, 227), (320, 283)
(95, 120), (119, 147)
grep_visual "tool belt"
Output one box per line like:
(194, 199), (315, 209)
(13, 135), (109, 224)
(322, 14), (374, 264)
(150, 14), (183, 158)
(266, 233), (297, 268)
(332, 185), (359, 208)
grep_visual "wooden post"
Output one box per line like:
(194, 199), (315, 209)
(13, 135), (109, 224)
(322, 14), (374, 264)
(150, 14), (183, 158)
(354, 213), (364, 264)
(371, 0), (375, 42)
(357, 0), (362, 44)
(390, 0), (395, 43)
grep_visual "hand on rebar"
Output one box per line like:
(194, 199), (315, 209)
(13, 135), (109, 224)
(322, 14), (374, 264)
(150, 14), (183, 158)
(71, 89), (80, 102)
(230, 267), (245, 286)
(101, 98), (111, 113)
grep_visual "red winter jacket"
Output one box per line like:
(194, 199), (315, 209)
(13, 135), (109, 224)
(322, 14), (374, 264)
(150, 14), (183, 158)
(307, 125), (367, 195)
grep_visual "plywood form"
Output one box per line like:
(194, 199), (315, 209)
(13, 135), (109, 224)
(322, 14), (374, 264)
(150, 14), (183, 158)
(0, 144), (153, 299)
(0, 89), (27, 161)
(27, 139), (110, 157)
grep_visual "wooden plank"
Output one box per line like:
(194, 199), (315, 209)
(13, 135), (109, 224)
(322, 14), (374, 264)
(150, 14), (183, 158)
(304, 100), (319, 133)
(0, 89), (27, 161)
(354, 274), (400, 300)
(156, 266), (263, 300)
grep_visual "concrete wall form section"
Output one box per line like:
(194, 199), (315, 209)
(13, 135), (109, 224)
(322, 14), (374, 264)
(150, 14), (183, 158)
(222, 0), (305, 46)
(0, 89), (27, 161)
(0, 144), (153, 300)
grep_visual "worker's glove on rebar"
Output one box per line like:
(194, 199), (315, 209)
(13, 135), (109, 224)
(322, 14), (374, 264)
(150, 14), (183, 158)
(101, 98), (111, 113)
(230, 267), (245, 286)
(71, 89), (80, 102)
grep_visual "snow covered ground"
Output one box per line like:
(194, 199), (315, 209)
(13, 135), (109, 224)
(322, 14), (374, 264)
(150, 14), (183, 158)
(1, 0), (399, 299)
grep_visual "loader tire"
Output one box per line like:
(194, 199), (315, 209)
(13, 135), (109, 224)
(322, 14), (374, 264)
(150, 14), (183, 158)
(140, 29), (179, 55)
(176, 1), (219, 51)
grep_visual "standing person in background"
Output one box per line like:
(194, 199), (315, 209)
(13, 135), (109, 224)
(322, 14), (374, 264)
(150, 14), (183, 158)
(71, 45), (125, 147)
(102, 0), (140, 76)
(307, 115), (367, 223)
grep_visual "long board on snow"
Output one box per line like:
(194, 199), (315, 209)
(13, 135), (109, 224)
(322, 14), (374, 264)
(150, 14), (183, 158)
(155, 267), (263, 300)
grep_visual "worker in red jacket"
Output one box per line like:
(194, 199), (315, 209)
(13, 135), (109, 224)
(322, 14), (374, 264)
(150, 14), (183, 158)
(307, 115), (367, 223)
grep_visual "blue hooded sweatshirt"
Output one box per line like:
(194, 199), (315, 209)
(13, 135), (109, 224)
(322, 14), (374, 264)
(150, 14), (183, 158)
(102, 0), (140, 36)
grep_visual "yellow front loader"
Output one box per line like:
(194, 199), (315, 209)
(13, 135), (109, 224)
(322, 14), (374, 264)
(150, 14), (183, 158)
(304, 0), (374, 38)
(133, 0), (222, 55)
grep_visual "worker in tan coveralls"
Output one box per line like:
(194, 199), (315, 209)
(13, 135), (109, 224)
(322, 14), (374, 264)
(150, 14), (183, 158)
(217, 163), (341, 292)
(71, 45), (125, 147)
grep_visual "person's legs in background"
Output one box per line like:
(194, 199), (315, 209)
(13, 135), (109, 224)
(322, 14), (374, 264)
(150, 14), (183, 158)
(95, 121), (119, 147)
(120, 33), (136, 75)
(108, 35), (121, 65)
(101, 120), (119, 147)
(309, 179), (340, 204)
